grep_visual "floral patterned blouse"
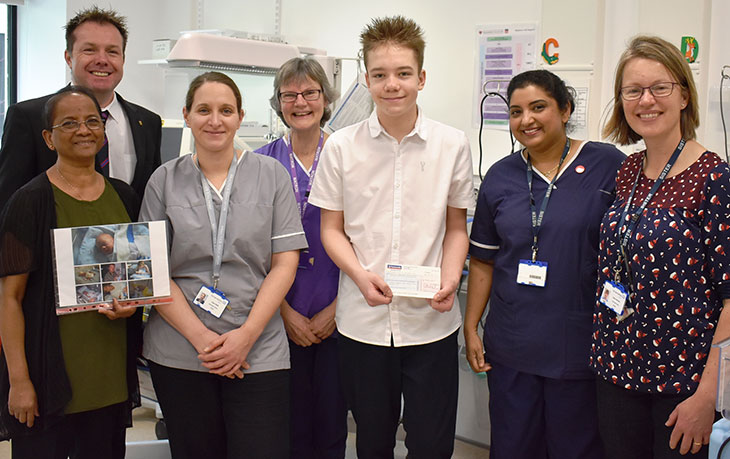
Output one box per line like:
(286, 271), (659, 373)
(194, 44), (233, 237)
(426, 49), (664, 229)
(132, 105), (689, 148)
(591, 150), (730, 393)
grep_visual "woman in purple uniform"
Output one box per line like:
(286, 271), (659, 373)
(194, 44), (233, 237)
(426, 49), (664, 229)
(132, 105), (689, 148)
(593, 35), (730, 459)
(255, 57), (346, 459)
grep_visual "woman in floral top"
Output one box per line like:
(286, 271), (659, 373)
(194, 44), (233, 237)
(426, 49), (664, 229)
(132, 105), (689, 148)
(592, 35), (730, 459)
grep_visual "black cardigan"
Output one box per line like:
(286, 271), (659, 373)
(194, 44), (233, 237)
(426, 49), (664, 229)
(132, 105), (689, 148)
(0, 172), (142, 440)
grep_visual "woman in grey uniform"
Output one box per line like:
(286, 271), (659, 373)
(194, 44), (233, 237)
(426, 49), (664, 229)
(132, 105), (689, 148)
(139, 72), (307, 459)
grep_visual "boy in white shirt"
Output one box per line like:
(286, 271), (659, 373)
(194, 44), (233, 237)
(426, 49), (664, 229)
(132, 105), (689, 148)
(308, 15), (474, 458)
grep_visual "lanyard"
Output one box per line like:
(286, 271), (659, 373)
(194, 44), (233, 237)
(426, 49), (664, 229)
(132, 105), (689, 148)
(199, 153), (240, 289)
(288, 131), (324, 216)
(614, 138), (685, 287)
(526, 138), (570, 262)
(618, 138), (685, 249)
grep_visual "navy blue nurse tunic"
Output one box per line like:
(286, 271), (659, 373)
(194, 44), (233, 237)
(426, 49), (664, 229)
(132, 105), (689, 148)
(469, 141), (625, 379)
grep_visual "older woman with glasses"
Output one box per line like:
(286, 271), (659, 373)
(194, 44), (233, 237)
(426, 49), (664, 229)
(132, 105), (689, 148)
(593, 35), (730, 458)
(0, 86), (140, 459)
(255, 57), (346, 459)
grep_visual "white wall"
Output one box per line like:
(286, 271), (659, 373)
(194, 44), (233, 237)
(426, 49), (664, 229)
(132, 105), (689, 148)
(703, 0), (730, 160)
(13, 0), (730, 167)
(595, 0), (710, 152)
(16, 0), (65, 101)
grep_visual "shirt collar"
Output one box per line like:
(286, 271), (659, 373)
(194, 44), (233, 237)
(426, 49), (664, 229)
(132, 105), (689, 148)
(367, 106), (427, 142)
(101, 93), (122, 121)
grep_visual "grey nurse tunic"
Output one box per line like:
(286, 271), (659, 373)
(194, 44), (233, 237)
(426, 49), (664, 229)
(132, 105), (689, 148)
(140, 151), (307, 373)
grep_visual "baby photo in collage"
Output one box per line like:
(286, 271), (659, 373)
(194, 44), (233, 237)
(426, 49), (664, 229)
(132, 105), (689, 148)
(69, 223), (155, 305)
(73, 259), (155, 304)
(71, 223), (151, 265)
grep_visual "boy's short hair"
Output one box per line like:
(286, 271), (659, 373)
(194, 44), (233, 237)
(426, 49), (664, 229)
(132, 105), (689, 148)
(360, 16), (425, 71)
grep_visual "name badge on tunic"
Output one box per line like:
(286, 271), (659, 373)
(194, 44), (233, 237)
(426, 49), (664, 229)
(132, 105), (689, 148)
(193, 285), (230, 318)
(516, 260), (548, 287)
(600, 280), (632, 321)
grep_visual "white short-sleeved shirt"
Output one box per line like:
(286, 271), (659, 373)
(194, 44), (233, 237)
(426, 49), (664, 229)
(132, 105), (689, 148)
(309, 109), (474, 347)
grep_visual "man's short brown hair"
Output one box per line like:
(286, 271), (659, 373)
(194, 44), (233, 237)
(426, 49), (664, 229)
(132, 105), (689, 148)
(65, 6), (128, 54)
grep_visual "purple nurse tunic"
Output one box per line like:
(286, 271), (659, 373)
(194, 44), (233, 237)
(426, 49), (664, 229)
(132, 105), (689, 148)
(256, 137), (339, 317)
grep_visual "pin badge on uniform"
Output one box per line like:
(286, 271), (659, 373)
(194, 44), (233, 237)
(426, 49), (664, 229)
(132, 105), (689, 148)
(575, 165), (585, 174)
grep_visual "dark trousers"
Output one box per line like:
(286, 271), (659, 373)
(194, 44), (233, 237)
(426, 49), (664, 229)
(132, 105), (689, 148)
(11, 401), (127, 459)
(149, 361), (289, 459)
(289, 336), (347, 459)
(596, 378), (711, 459)
(487, 361), (603, 459)
(339, 331), (458, 459)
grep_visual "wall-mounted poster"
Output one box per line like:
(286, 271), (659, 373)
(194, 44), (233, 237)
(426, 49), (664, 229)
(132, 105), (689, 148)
(473, 23), (538, 129)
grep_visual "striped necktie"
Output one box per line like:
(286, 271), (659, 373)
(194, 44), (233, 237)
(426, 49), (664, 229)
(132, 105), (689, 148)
(98, 110), (110, 176)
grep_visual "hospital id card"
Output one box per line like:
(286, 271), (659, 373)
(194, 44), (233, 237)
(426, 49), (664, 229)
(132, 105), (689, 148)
(516, 260), (547, 287)
(193, 285), (230, 318)
(600, 280), (633, 322)
(384, 263), (441, 299)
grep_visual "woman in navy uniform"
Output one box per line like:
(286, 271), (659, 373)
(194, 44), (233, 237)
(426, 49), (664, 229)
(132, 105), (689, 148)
(465, 69), (624, 459)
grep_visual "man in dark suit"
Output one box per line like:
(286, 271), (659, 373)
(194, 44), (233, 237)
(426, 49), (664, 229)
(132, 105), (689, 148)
(0, 6), (161, 209)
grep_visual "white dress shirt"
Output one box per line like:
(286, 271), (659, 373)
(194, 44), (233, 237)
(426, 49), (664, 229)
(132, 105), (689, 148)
(309, 109), (474, 347)
(102, 94), (136, 184)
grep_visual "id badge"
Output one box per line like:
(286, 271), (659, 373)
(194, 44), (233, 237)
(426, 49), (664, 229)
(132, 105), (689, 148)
(298, 249), (314, 271)
(516, 260), (548, 287)
(193, 285), (230, 318)
(600, 280), (633, 320)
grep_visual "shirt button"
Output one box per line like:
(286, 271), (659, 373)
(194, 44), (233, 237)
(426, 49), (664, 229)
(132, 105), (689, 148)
(393, 243), (399, 249)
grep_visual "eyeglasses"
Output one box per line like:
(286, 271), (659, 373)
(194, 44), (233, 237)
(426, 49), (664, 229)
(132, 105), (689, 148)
(279, 89), (322, 103)
(619, 82), (680, 101)
(51, 117), (105, 133)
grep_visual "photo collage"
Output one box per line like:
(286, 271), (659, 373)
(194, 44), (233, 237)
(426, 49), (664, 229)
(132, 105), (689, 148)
(71, 223), (154, 305)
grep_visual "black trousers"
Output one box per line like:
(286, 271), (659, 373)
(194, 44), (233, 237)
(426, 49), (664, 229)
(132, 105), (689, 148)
(149, 361), (289, 459)
(339, 331), (459, 459)
(596, 377), (711, 459)
(11, 401), (127, 459)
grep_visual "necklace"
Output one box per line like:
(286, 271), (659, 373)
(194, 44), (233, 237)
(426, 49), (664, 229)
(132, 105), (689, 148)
(536, 146), (572, 178)
(542, 162), (561, 178)
(55, 164), (98, 200)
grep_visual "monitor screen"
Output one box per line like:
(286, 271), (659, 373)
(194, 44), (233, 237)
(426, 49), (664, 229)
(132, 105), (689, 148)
(160, 119), (193, 163)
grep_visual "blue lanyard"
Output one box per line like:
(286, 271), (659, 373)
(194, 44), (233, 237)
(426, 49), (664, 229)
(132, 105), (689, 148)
(526, 138), (570, 262)
(614, 138), (685, 287)
(199, 153), (240, 289)
(618, 138), (685, 249)
(287, 131), (324, 217)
